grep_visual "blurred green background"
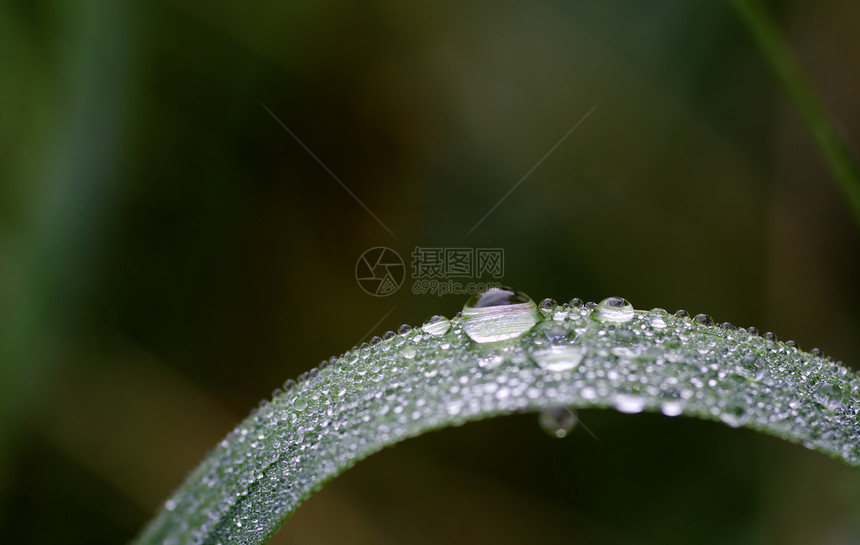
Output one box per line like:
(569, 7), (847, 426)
(1, 0), (859, 543)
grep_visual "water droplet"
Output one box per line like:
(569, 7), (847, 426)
(815, 382), (844, 410)
(569, 297), (584, 308)
(398, 324), (412, 335)
(674, 309), (689, 318)
(539, 407), (578, 438)
(693, 314), (715, 326)
(595, 297), (635, 323)
(719, 407), (747, 428)
(461, 286), (538, 343)
(536, 322), (568, 343)
(532, 345), (586, 372)
(735, 355), (765, 381)
(650, 315), (667, 329)
(422, 315), (451, 336)
(660, 401), (683, 417)
(612, 394), (646, 414)
(539, 298), (557, 312)
(478, 354), (504, 369)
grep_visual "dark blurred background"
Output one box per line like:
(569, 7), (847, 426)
(1, 0), (859, 543)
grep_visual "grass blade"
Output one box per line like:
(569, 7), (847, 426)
(135, 300), (860, 545)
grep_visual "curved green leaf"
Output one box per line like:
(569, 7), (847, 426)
(134, 299), (860, 545)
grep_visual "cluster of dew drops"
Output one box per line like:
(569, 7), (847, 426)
(266, 286), (859, 445)
(156, 285), (858, 542)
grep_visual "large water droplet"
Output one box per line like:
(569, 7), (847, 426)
(422, 315), (451, 336)
(539, 407), (578, 438)
(815, 382), (844, 410)
(532, 345), (586, 372)
(461, 286), (538, 343)
(595, 297), (635, 323)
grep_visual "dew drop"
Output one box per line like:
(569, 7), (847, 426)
(539, 298), (557, 312)
(693, 314), (715, 326)
(478, 354), (504, 369)
(532, 345), (586, 372)
(815, 382), (844, 410)
(461, 286), (538, 343)
(660, 401), (683, 417)
(719, 406), (748, 428)
(595, 297), (635, 323)
(735, 356), (765, 381)
(650, 315), (667, 329)
(612, 394), (646, 414)
(537, 322), (568, 343)
(538, 407), (578, 438)
(422, 315), (451, 336)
